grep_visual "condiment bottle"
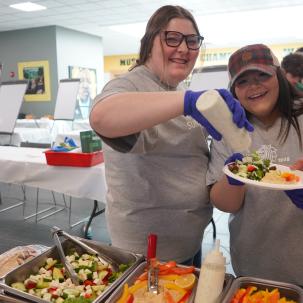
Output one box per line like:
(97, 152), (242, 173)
(194, 240), (226, 303)
(196, 89), (252, 152)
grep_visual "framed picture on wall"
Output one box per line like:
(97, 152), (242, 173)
(68, 66), (97, 120)
(17, 60), (51, 102)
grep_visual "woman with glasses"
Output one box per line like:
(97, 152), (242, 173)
(90, 5), (251, 266)
(207, 44), (303, 284)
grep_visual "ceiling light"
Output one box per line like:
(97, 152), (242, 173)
(10, 2), (47, 12)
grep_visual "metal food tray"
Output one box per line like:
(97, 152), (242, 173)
(0, 238), (144, 303)
(220, 276), (303, 303)
(0, 289), (32, 303)
(105, 261), (234, 303)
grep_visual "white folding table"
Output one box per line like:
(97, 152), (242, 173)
(0, 146), (106, 237)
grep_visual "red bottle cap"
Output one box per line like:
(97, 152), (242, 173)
(147, 233), (157, 260)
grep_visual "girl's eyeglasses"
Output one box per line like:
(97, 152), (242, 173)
(235, 72), (273, 89)
(162, 31), (204, 50)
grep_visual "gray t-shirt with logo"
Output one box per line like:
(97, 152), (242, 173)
(93, 65), (212, 262)
(206, 115), (303, 285)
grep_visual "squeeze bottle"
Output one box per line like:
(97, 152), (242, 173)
(194, 240), (226, 303)
(196, 90), (252, 152)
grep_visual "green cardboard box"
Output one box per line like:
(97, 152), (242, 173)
(80, 130), (102, 153)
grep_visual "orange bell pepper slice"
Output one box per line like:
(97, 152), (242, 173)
(125, 293), (134, 303)
(117, 283), (130, 303)
(230, 286), (298, 303)
(159, 261), (177, 272)
(136, 271), (148, 281)
(177, 290), (192, 303)
(164, 290), (176, 303)
(281, 172), (299, 182)
(168, 266), (195, 275)
(137, 264), (195, 280)
(164, 283), (187, 297)
(129, 280), (147, 293)
(159, 274), (180, 281)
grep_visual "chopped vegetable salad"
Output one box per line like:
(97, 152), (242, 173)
(11, 251), (129, 303)
(228, 152), (272, 181)
(227, 152), (300, 184)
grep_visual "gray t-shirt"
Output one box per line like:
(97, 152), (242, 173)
(93, 65), (212, 262)
(207, 114), (303, 285)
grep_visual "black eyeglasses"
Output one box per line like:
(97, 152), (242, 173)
(162, 31), (204, 50)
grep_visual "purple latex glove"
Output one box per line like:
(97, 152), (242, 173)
(285, 190), (303, 209)
(184, 89), (254, 140)
(224, 153), (245, 186)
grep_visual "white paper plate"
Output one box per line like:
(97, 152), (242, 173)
(223, 163), (303, 190)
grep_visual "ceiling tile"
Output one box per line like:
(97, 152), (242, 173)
(0, 0), (303, 55)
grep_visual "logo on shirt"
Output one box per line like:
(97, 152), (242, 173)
(185, 117), (200, 130)
(256, 144), (290, 163)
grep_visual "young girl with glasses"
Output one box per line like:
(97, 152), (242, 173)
(90, 5), (252, 266)
(207, 43), (303, 285)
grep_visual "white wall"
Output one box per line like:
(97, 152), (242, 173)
(55, 26), (104, 93)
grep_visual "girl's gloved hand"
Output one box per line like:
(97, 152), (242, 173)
(183, 89), (254, 140)
(290, 159), (303, 171)
(224, 153), (245, 186)
(285, 190), (303, 209)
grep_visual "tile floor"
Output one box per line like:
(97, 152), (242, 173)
(0, 182), (234, 275)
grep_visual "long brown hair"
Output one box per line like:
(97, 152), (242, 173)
(231, 67), (303, 148)
(129, 5), (200, 71)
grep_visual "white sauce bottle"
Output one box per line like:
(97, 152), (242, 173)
(196, 90), (252, 153)
(194, 240), (226, 303)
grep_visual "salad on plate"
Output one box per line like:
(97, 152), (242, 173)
(227, 152), (300, 184)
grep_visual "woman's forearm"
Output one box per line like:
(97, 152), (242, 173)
(90, 91), (185, 138)
(210, 176), (245, 213)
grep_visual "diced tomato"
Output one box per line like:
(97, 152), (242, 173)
(84, 280), (95, 286)
(25, 280), (37, 289)
(107, 268), (113, 276)
(48, 287), (58, 292)
(247, 165), (256, 172)
(84, 293), (92, 298)
(48, 287), (59, 299)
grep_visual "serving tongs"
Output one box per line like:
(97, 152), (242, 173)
(51, 226), (119, 285)
(146, 233), (159, 294)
